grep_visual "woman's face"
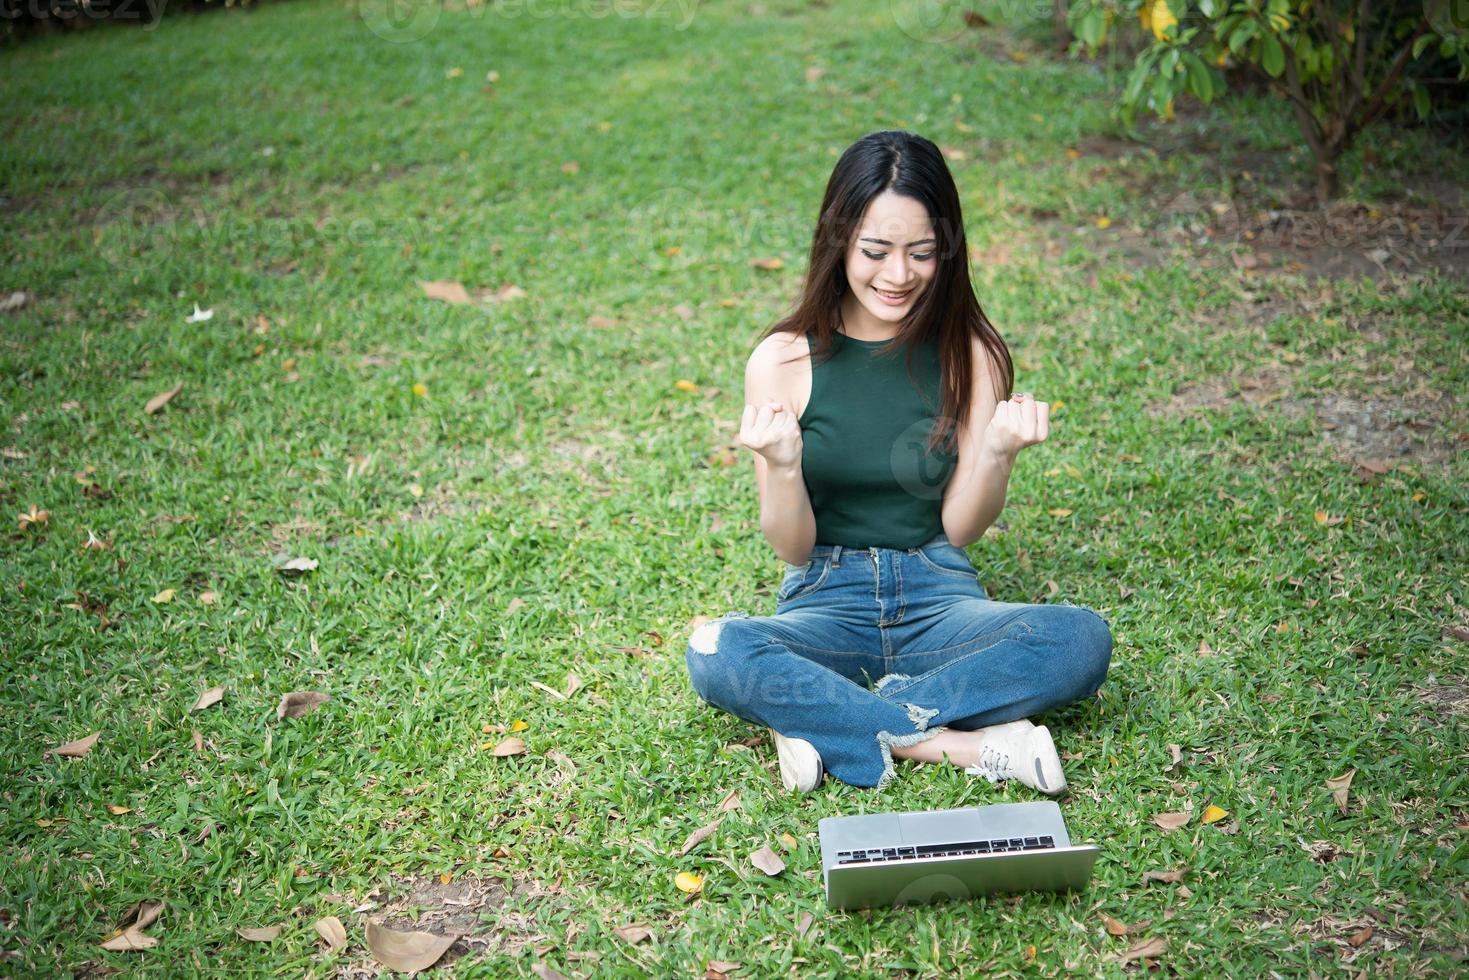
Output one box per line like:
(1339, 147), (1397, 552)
(842, 190), (938, 330)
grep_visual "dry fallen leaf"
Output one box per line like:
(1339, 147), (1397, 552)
(796, 910), (814, 938)
(17, 504), (48, 531)
(106, 804), (131, 815)
(1101, 913), (1128, 936)
(1141, 867), (1186, 884)
(1348, 925), (1373, 947)
(275, 556), (318, 575)
(676, 817), (723, 858)
(1151, 811), (1190, 831)
(151, 588), (177, 604)
(1105, 936), (1167, 963)
(751, 257), (783, 270)
(1047, 507), (1074, 518)
(532, 964), (567, 980)
(314, 915), (347, 951)
(491, 736), (526, 757)
(53, 732), (101, 758)
(144, 382), (183, 415)
(674, 871), (703, 895)
(364, 921), (458, 974)
(509, 719), (529, 733)
(750, 844), (786, 876)
(1326, 769), (1356, 815)
(198, 590), (220, 605)
(417, 280), (471, 304)
(613, 923), (652, 944)
(1164, 744), (1183, 773)
(191, 730), (205, 754)
(99, 899), (163, 952)
(1201, 804), (1230, 825)
(191, 686), (225, 713)
(237, 925), (282, 942)
(276, 692), (329, 721)
(717, 789), (741, 812)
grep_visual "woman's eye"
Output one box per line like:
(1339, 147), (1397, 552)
(861, 249), (935, 261)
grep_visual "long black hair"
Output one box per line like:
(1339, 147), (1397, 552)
(757, 130), (1014, 457)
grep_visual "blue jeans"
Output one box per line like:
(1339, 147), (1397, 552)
(684, 532), (1113, 790)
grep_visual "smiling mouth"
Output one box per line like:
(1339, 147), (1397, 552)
(874, 287), (913, 300)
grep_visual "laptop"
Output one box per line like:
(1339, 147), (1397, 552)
(818, 801), (1100, 909)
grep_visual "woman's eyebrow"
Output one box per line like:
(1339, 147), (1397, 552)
(860, 236), (937, 246)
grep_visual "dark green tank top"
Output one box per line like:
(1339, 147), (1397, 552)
(799, 332), (958, 549)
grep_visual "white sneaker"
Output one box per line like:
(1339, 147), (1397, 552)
(964, 723), (1067, 796)
(770, 728), (824, 793)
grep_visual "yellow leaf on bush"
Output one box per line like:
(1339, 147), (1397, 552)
(1201, 804), (1229, 824)
(1142, 0), (1176, 40)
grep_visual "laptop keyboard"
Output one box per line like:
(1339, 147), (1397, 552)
(835, 836), (1055, 864)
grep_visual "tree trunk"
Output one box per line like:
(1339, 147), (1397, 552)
(1053, 0), (1071, 54)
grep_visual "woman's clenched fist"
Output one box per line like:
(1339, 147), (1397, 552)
(981, 391), (1050, 460)
(740, 401), (803, 469)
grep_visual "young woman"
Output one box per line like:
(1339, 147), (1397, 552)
(684, 131), (1112, 794)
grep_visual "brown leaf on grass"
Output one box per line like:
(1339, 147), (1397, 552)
(276, 692), (329, 721)
(1163, 744), (1182, 773)
(237, 925), (282, 941)
(1326, 769), (1356, 814)
(707, 960), (741, 976)
(99, 899), (163, 951)
(675, 817), (723, 857)
(1151, 811), (1190, 831)
(717, 789), (741, 812)
(563, 672), (583, 698)
(314, 915), (347, 950)
(528, 680), (566, 700)
(191, 730), (205, 753)
(17, 504), (48, 531)
(1197, 639), (1214, 656)
(191, 686), (225, 713)
(1348, 925), (1373, 947)
(1105, 936), (1167, 963)
(613, 923), (653, 944)
(53, 732), (101, 758)
(749, 844), (786, 876)
(364, 921), (458, 973)
(532, 963), (567, 980)
(1100, 914), (1128, 936)
(1141, 867), (1187, 884)
(480, 283), (527, 303)
(796, 910), (814, 938)
(490, 736), (526, 757)
(751, 257), (783, 270)
(106, 804), (132, 815)
(1447, 625), (1469, 643)
(417, 280), (471, 304)
(144, 382), (183, 415)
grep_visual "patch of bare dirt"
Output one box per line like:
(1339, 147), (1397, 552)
(1275, 393), (1461, 468)
(330, 871), (563, 974)
(1416, 677), (1469, 716)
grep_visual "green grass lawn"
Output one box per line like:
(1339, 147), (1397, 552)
(2, 0), (1467, 974)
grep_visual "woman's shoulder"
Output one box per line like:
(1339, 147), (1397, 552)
(747, 330), (810, 372)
